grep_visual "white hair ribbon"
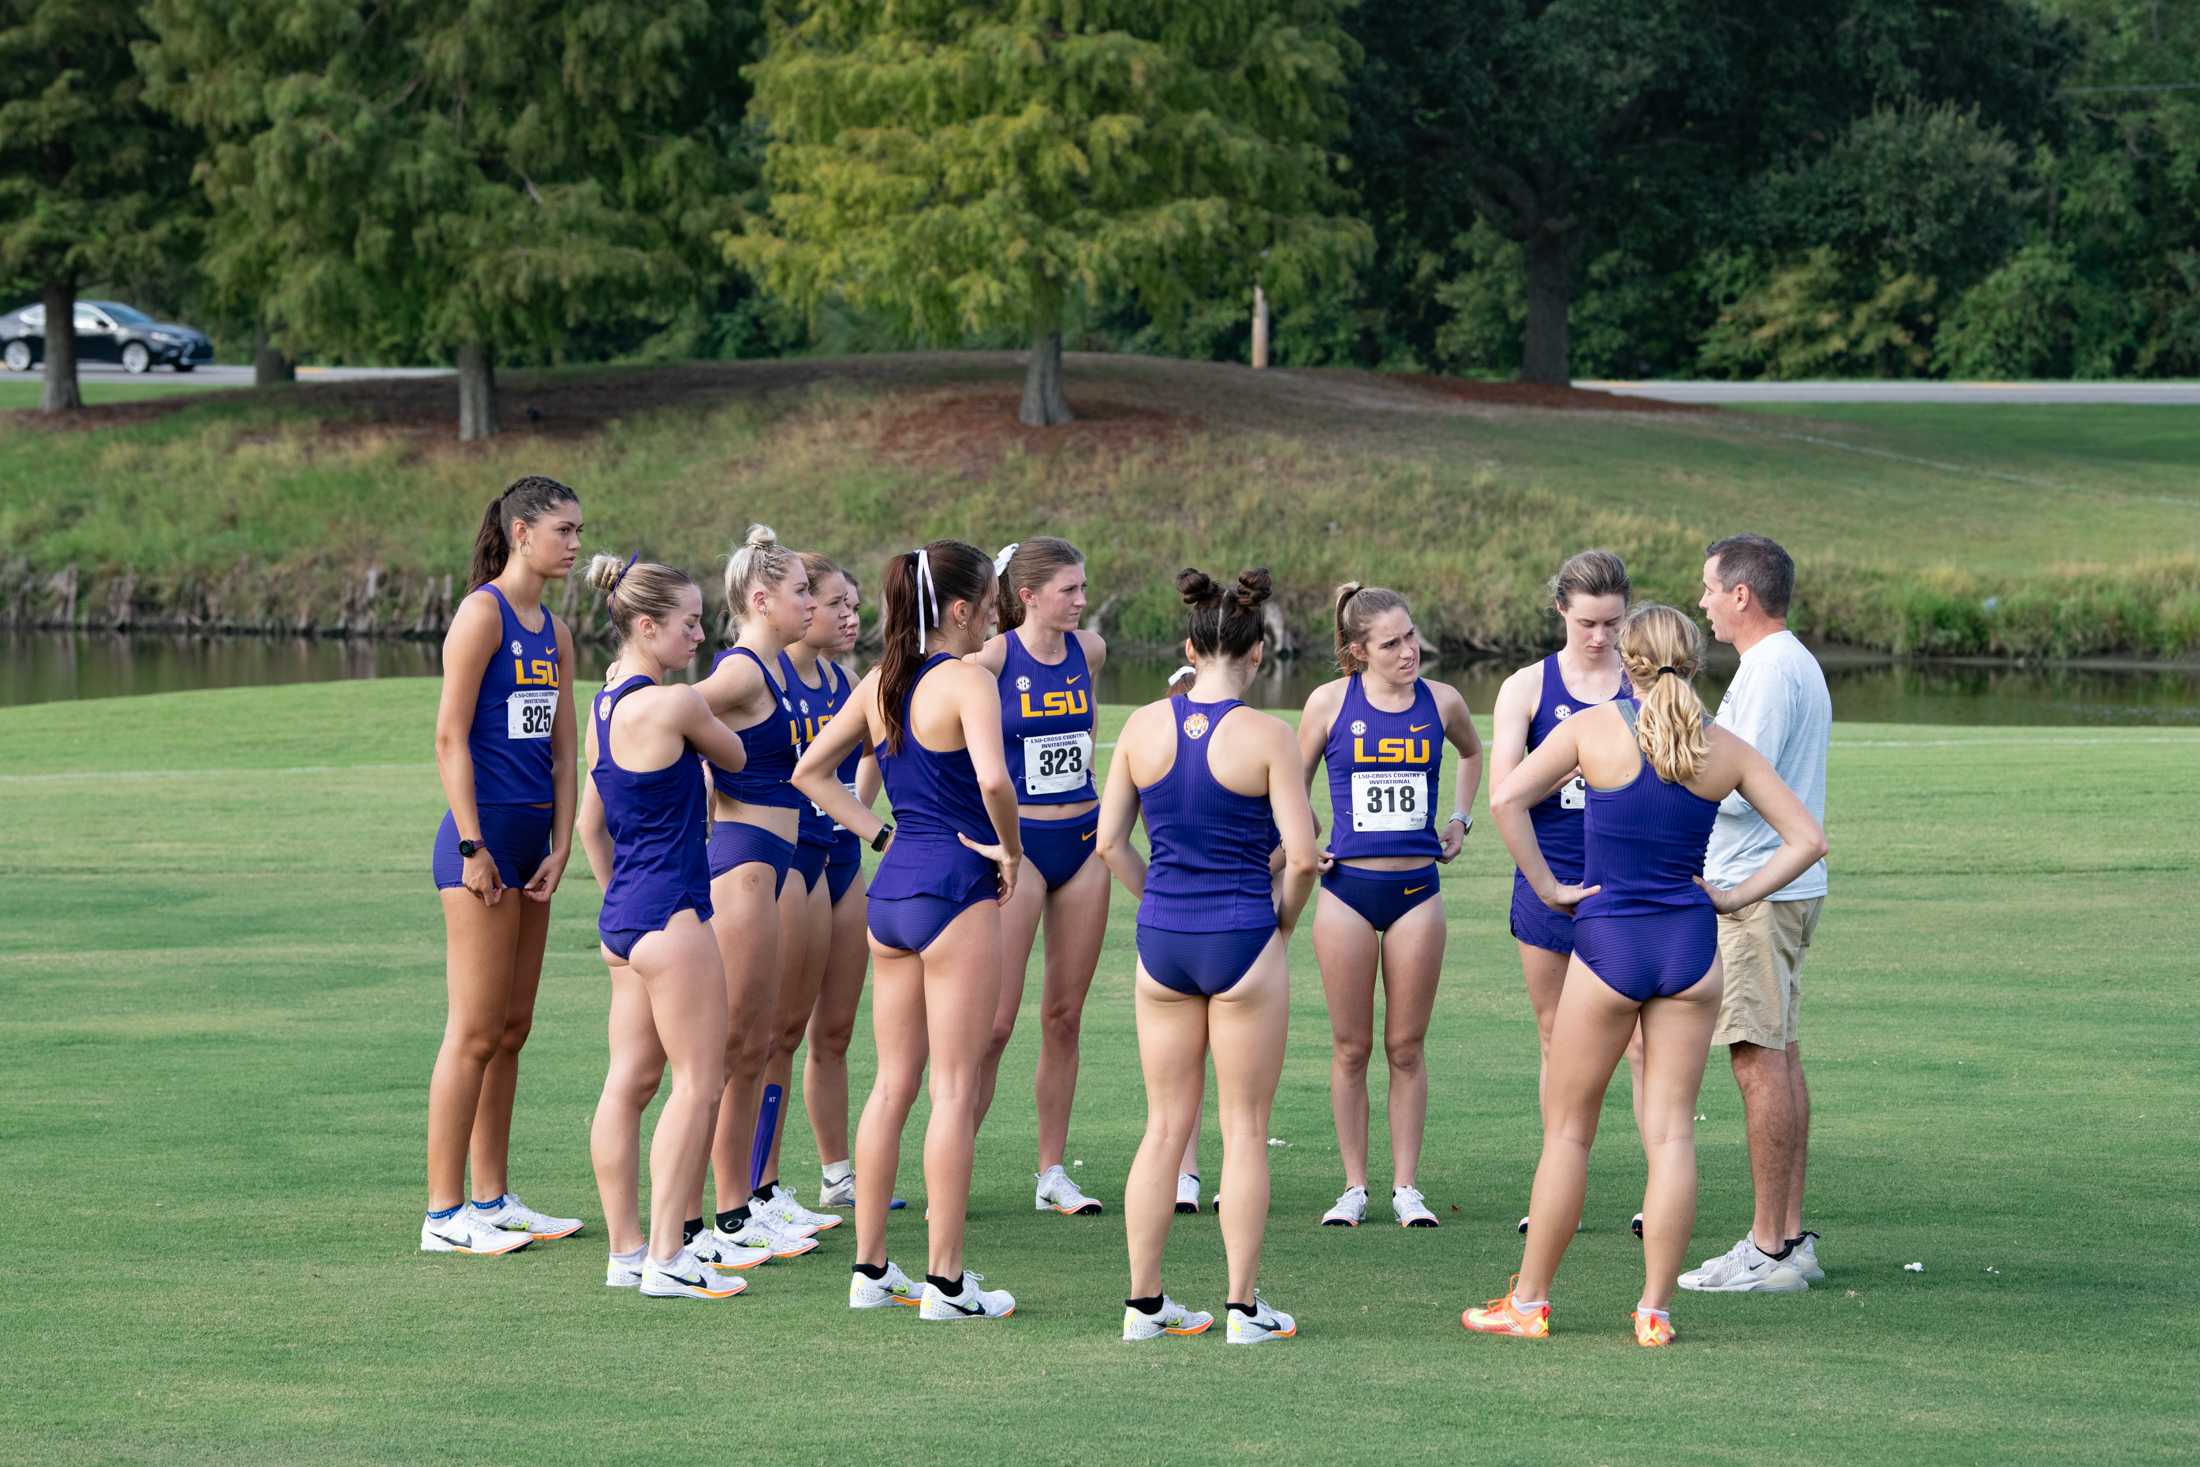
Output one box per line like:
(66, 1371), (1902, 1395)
(992, 542), (1020, 577)
(914, 548), (937, 650)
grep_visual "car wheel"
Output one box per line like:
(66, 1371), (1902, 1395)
(2, 340), (31, 372)
(121, 342), (151, 374)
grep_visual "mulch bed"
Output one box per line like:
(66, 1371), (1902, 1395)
(871, 390), (1197, 475)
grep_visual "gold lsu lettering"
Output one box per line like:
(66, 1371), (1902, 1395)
(513, 657), (560, 688)
(1020, 689), (1090, 720)
(1352, 736), (1430, 765)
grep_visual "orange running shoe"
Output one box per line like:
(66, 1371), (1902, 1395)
(1632, 1309), (1676, 1347)
(1461, 1276), (1550, 1338)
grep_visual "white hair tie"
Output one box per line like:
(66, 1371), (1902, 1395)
(992, 542), (1020, 577)
(1170, 664), (1196, 686)
(914, 548), (937, 650)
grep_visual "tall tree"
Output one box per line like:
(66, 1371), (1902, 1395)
(733, 0), (1369, 426)
(0, 0), (196, 413)
(144, 1), (754, 438)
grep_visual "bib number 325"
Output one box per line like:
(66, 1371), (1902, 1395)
(508, 689), (556, 741)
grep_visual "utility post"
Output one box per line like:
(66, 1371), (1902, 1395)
(1251, 284), (1270, 369)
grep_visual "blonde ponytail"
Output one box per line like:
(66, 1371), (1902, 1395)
(1619, 605), (1709, 785)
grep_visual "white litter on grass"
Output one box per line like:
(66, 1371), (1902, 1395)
(1268, 1138), (1289, 1148)
(1694, 1113), (1708, 1121)
(1904, 1262), (1925, 1273)
(1984, 1266), (2000, 1275)
(1071, 1159), (1083, 1168)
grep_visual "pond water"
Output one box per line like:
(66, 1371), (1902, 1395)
(7, 631), (2198, 727)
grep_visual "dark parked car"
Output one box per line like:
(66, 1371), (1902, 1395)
(0, 300), (215, 374)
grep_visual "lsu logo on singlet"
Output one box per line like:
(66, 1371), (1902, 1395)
(513, 656), (559, 687)
(1352, 736), (1431, 765)
(1020, 688), (1090, 720)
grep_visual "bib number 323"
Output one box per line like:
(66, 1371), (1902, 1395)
(1023, 731), (1092, 796)
(1350, 770), (1424, 832)
(508, 689), (556, 741)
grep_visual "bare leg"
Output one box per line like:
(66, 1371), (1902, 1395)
(590, 955), (668, 1258)
(1636, 967), (1721, 1311)
(427, 891), (521, 1210)
(1377, 896), (1446, 1190)
(1785, 1041), (1809, 1239)
(707, 860), (783, 1217)
(1124, 972), (1209, 1298)
(854, 938), (929, 1268)
(972, 857), (1042, 1133)
(1515, 958), (1640, 1302)
(1033, 855), (1109, 1171)
(1209, 934), (1290, 1304)
(917, 901), (1004, 1280)
(468, 897), (552, 1199)
(1517, 940), (1571, 1121)
(1730, 1040), (1795, 1253)
(632, 913), (731, 1263)
(1624, 1020), (1648, 1148)
(1314, 889), (1378, 1193)
(804, 879), (869, 1170)
(761, 872), (830, 1183)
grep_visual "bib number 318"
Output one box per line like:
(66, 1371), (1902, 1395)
(1350, 771), (1424, 832)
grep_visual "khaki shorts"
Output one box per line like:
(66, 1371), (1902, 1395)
(1710, 897), (1823, 1049)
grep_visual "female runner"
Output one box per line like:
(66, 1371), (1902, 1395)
(690, 526), (831, 1264)
(968, 538), (1111, 1217)
(1463, 605), (1826, 1345)
(1487, 549), (1645, 1233)
(421, 475), (584, 1256)
(1099, 568), (1320, 1345)
(1300, 584), (1481, 1229)
(794, 541), (1022, 1320)
(574, 554), (763, 1298)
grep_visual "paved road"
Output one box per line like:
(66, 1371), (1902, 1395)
(6, 363), (450, 387)
(1581, 379), (2200, 405)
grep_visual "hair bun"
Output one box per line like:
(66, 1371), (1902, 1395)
(744, 523), (778, 550)
(1232, 567), (1273, 611)
(1176, 568), (1222, 607)
(585, 552), (629, 595)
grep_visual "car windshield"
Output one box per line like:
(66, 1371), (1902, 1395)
(93, 303), (154, 326)
(15, 304), (43, 326)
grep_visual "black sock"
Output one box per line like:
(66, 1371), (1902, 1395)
(926, 1273), (963, 1295)
(1126, 1294), (1164, 1314)
(751, 1178), (778, 1203)
(681, 1217), (704, 1244)
(853, 1262), (887, 1280)
(1226, 1300), (1255, 1317)
(1763, 1237), (1796, 1261)
(715, 1206), (749, 1233)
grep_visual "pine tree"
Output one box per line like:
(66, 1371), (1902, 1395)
(733, 1), (1368, 425)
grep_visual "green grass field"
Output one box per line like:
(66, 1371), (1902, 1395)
(0, 375), (244, 409)
(2, 681), (2195, 1463)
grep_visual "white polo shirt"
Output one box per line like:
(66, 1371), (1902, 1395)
(1706, 629), (1829, 900)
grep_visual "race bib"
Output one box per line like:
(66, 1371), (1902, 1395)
(1023, 730), (1092, 796)
(507, 689), (555, 741)
(814, 779), (861, 832)
(1351, 770), (1425, 832)
(1560, 775), (1587, 811)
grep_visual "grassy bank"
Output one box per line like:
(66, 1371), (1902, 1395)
(0, 682), (2194, 1463)
(3, 353), (2196, 658)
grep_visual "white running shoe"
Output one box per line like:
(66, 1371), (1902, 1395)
(420, 1211), (533, 1256)
(1678, 1236), (1809, 1293)
(1123, 1295), (1215, 1340)
(1792, 1231), (1825, 1283)
(919, 1270), (1015, 1320)
(1321, 1186), (1368, 1227)
(691, 1227), (775, 1271)
(849, 1260), (923, 1310)
(1175, 1172), (1202, 1215)
(817, 1171), (855, 1209)
(1224, 1292), (1297, 1344)
(472, 1193), (584, 1241)
(639, 1247), (747, 1300)
(1631, 1212), (1645, 1238)
(606, 1251), (647, 1288)
(1392, 1184), (1439, 1229)
(1035, 1164), (1104, 1216)
(1516, 1214), (1585, 1234)
(728, 1213), (820, 1260)
(759, 1183), (843, 1233)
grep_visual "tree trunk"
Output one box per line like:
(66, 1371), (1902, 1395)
(1251, 285), (1271, 369)
(457, 341), (497, 441)
(1019, 318), (1071, 427)
(38, 279), (82, 414)
(1521, 228), (1580, 386)
(253, 325), (295, 386)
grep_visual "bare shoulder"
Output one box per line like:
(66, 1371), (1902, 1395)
(1302, 676), (1348, 718)
(1073, 628), (1107, 669)
(1428, 678), (1473, 720)
(968, 634), (1010, 674)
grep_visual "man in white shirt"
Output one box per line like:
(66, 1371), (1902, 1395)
(1682, 534), (1831, 1295)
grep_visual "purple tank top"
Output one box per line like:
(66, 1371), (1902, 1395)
(1578, 702), (1719, 920)
(591, 675), (712, 941)
(1137, 695), (1280, 933)
(780, 651), (857, 849)
(871, 654), (999, 900)
(998, 629), (1097, 804)
(707, 646), (804, 809)
(1324, 674), (1442, 861)
(466, 584), (560, 806)
(1524, 653), (1635, 880)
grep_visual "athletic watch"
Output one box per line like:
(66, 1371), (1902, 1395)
(457, 838), (485, 858)
(869, 823), (894, 853)
(1446, 811), (1473, 836)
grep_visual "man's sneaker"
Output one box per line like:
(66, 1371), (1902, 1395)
(691, 1227), (775, 1271)
(420, 1211), (533, 1256)
(1224, 1292), (1296, 1344)
(758, 1183), (843, 1233)
(849, 1260), (923, 1310)
(1321, 1186), (1368, 1227)
(1631, 1212), (1645, 1238)
(817, 1171), (855, 1209)
(918, 1271), (1015, 1320)
(1035, 1165), (1103, 1216)
(1393, 1184), (1439, 1228)
(1123, 1295), (1215, 1340)
(639, 1247), (746, 1300)
(1677, 1236), (1809, 1293)
(1461, 1278), (1550, 1339)
(470, 1193), (583, 1241)
(1175, 1172), (1202, 1215)
(1632, 1309), (1676, 1347)
(728, 1213), (821, 1260)
(1791, 1231), (1825, 1283)
(606, 1251), (646, 1288)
